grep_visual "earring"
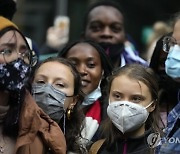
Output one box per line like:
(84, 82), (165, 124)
(67, 107), (73, 120)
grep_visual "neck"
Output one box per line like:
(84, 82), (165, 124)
(113, 58), (120, 68)
(0, 91), (9, 106)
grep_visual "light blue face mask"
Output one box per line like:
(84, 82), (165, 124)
(165, 45), (180, 79)
(82, 83), (102, 106)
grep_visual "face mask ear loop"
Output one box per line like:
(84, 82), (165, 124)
(145, 100), (154, 109)
(13, 91), (21, 125)
(63, 112), (66, 135)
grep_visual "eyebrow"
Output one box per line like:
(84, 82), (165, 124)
(68, 56), (97, 61)
(112, 90), (145, 97)
(35, 74), (69, 83)
(0, 43), (27, 49)
(0, 43), (16, 48)
(90, 20), (123, 25)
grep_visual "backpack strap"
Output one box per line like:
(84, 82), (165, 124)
(89, 139), (105, 154)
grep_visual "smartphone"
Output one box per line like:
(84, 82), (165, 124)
(53, 16), (70, 44)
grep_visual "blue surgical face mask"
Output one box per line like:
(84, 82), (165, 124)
(82, 80), (102, 106)
(165, 45), (180, 79)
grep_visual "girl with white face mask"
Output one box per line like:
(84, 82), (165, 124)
(89, 64), (161, 154)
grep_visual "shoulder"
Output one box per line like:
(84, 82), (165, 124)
(17, 90), (66, 154)
(15, 136), (46, 154)
(89, 139), (105, 154)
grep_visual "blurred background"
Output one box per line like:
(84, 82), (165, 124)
(13, 0), (180, 56)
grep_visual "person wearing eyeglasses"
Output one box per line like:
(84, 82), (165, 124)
(149, 33), (179, 130)
(0, 16), (66, 154)
(155, 12), (180, 154)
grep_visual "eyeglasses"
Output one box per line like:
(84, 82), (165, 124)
(0, 48), (38, 67)
(163, 36), (180, 53)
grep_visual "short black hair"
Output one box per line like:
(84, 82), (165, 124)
(82, 0), (125, 32)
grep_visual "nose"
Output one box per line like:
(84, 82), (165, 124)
(78, 64), (88, 76)
(100, 27), (113, 39)
(0, 55), (5, 63)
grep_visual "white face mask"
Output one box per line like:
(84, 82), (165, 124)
(107, 100), (153, 134)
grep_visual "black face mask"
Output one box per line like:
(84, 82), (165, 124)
(0, 58), (30, 92)
(98, 42), (124, 63)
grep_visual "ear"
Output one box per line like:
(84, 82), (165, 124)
(68, 95), (78, 109)
(102, 70), (104, 76)
(148, 101), (156, 113)
(80, 32), (85, 40)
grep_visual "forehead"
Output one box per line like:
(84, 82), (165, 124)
(36, 61), (74, 80)
(66, 43), (101, 60)
(173, 20), (180, 41)
(111, 75), (150, 94)
(0, 30), (25, 44)
(88, 6), (124, 23)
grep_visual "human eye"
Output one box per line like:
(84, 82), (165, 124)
(131, 95), (143, 104)
(112, 92), (122, 101)
(19, 45), (28, 54)
(70, 60), (77, 66)
(111, 24), (123, 33)
(0, 48), (13, 55)
(35, 79), (46, 85)
(87, 62), (96, 68)
(56, 83), (65, 88)
(54, 81), (67, 90)
(89, 22), (102, 32)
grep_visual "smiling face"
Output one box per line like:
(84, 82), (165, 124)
(109, 75), (155, 112)
(33, 61), (76, 109)
(66, 42), (103, 94)
(85, 6), (125, 44)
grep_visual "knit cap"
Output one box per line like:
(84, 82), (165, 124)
(0, 16), (18, 31)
